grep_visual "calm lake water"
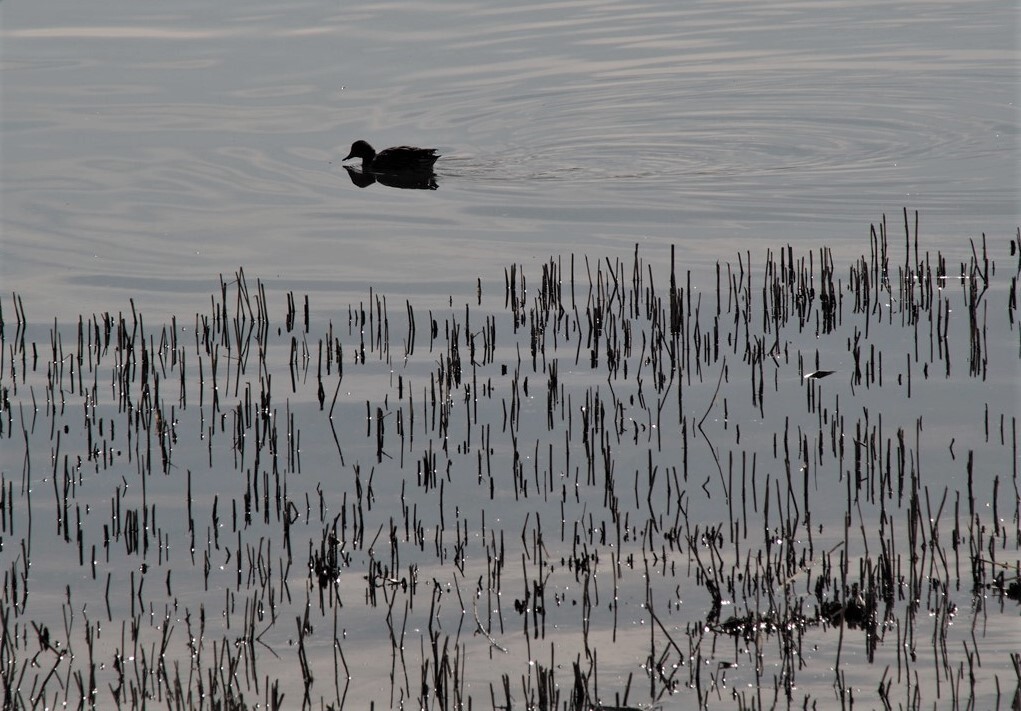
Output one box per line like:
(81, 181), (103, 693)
(1, 0), (1019, 709)
(2, 0), (1018, 319)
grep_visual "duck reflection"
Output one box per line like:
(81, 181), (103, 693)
(343, 165), (438, 191)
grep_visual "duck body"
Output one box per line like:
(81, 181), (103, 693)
(343, 140), (440, 173)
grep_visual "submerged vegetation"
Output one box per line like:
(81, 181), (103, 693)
(1, 211), (1019, 709)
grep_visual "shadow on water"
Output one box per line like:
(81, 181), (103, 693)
(343, 165), (439, 190)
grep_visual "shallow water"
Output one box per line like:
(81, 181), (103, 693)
(2, 232), (1019, 709)
(1, 0), (1020, 708)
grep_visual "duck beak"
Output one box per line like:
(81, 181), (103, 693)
(342, 151), (355, 161)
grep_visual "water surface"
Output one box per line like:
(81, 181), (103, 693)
(1, 0), (1019, 708)
(2, 0), (1017, 319)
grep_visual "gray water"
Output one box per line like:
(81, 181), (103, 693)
(2, 0), (1020, 709)
(2, 0), (1018, 319)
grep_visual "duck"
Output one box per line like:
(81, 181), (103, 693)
(342, 140), (440, 173)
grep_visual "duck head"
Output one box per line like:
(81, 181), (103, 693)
(343, 140), (376, 165)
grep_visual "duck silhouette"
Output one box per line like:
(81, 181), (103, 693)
(343, 140), (440, 173)
(342, 140), (440, 190)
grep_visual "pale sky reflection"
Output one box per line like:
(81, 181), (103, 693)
(2, 25), (337, 40)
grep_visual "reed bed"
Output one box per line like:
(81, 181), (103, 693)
(1, 210), (1019, 710)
